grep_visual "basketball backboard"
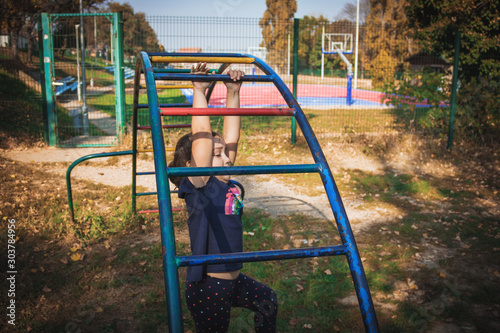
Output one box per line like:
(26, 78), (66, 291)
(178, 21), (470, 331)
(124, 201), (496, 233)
(322, 33), (353, 54)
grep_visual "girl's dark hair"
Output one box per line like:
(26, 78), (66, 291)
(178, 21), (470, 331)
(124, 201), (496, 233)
(168, 131), (220, 188)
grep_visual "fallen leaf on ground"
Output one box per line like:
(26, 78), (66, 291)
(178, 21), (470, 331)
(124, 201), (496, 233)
(296, 284), (304, 292)
(42, 286), (51, 293)
(324, 269), (332, 275)
(70, 253), (81, 261)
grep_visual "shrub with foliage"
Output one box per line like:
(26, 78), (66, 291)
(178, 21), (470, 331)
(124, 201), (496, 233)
(383, 68), (449, 135)
(456, 77), (500, 142)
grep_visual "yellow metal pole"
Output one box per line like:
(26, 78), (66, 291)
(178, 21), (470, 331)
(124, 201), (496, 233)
(150, 56), (254, 64)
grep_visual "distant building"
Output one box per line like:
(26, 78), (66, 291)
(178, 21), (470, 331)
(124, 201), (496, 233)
(0, 31), (29, 49)
(405, 52), (450, 73)
(176, 47), (202, 69)
(177, 47), (202, 53)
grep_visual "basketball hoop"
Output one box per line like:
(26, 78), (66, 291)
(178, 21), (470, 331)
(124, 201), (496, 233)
(322, 33), (353, 55)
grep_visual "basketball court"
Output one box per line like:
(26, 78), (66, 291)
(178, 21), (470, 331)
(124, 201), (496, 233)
(181, 83), (389, 109)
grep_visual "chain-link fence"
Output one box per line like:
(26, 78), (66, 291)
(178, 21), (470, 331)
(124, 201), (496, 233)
(48, 14), (120, 146)
(133, 16), (495, 141)
(2, 14), (498, 146)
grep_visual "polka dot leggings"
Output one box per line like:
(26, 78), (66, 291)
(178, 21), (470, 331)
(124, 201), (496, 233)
(186, 274), (278, 332)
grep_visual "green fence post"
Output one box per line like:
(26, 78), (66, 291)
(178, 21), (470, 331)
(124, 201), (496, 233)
(291, 18), (299, 145)
(447, 30), (461, 150)
(38, 13), (57, 146)
(113, 12), (126, 141)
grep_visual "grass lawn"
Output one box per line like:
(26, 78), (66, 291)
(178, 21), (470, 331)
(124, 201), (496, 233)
(1, 133), (499, 332)
(1, 65), (499, 332)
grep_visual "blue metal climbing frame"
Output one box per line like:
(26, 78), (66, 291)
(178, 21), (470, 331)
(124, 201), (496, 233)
(133, 51), (379, 332)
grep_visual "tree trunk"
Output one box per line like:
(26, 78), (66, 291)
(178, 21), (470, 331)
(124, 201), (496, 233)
(26, 21), (37, 63)
(10, 33), (20, 61)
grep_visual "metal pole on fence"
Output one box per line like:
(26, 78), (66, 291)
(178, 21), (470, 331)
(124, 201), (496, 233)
(39, 13), (57, 146)
(321, 26), (325, 79)
(288, 33), (291, 78)
(80, 0), (89, 136)
(75, 25), (81, 102)
(94, 16), (97, 66)
(447, 30), (461, 150)
(291, 18), (299, 145)
(113, 12), (126, 140)
(354, 0), (360, 89)
(110, 24), (114, 65)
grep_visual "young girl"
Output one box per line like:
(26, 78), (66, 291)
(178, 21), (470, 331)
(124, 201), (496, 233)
(169, 63), (278, 332)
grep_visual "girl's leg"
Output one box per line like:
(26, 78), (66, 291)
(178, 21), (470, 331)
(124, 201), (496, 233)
(232, 274), (278, 332)
(185, 276), (235, 333)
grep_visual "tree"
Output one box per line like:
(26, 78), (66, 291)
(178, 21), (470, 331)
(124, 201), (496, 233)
(259, 0), (297, 71)
(0, 0), (34, 62)
(105, 2), (161, 58)
(406, 0), (500, 82)
(364, 0), (411, 88)
(298, 15), (334, 70)
(0, 0), (106, 63)
(335, 0), (371, 24)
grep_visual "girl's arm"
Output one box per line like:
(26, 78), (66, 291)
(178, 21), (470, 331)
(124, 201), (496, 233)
(189, 63), (213, 188)
(223, 69), (244, 165)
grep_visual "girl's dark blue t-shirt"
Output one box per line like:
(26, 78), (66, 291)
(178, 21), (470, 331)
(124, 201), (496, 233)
(178, 177), (244, 282)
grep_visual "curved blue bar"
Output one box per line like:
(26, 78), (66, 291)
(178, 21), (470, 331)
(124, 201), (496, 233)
(250, 55), (379, 332)
(139, 52), (184, 332)
(139, 51), (379, 333)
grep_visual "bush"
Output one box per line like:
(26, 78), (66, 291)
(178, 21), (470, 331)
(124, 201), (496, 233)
(383, 68), (449, 135)
(456, 77), (500, 142)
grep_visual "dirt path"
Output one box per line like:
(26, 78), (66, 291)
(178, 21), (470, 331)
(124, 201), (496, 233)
(2, 143), (421, 233)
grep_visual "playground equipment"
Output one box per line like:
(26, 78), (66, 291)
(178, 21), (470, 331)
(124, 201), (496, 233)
(321, 29), (354, 105)
(134, 52), (379, 332)
(66, 52), (379, 332)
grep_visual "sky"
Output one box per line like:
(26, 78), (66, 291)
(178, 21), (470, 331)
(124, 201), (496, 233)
(113, 0), (354, 54)
(116, 0), (351, 21)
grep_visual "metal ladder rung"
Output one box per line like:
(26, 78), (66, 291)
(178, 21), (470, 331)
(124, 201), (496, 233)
(160, 107), (295, 117)
(178, 245), (347, 267)
(142, 68), (219, 74)
(137, 148), (175, 153)
(137, 164), (318, 178)
(137, 124), (191, 131)
(137, 103), (192, 109)
(136, 192), (156, 197)
(140, 84), (194, 89)
(138, 207), (183, 214)
(154, 73), (274, 83)
(150, 56), (255, 64)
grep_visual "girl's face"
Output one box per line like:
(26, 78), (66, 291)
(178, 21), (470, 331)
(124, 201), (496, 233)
(212, 136), (232, 183)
